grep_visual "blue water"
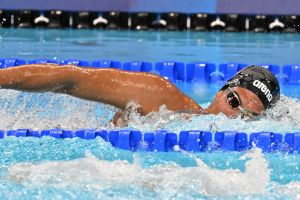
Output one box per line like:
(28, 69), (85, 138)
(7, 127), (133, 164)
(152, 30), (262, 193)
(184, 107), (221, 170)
(1, 29), (300, 66)
(1, 28), (300, 199)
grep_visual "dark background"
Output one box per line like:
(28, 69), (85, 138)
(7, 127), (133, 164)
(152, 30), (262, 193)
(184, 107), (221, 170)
(0, 0), (298, 15)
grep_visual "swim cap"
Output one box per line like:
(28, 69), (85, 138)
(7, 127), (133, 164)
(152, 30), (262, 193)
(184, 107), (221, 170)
(221, 65), (280, 109)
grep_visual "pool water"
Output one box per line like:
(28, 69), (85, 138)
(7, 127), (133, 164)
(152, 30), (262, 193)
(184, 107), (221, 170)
(1, 28), (300, 199)
(1, 29), (300, 66)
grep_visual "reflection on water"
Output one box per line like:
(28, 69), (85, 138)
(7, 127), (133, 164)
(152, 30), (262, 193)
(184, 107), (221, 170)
(1, 29), (300, 65)
(72, 41), (99, 46)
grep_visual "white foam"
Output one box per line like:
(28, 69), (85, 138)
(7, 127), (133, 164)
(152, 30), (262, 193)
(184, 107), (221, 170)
(273, 181), (300, 199)
(126, 95), (300, 133)
(0, 90), (299, 134)
(0, 90), (115, 130)
(7, 147), (270, 197)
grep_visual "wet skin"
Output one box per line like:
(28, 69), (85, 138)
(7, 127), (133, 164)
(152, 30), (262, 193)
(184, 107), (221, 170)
(207, 87), (264, 117)
(0, 64), (265, 126)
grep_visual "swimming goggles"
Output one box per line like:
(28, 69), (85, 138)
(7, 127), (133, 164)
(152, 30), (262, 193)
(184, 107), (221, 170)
(226, 88), (260, 120)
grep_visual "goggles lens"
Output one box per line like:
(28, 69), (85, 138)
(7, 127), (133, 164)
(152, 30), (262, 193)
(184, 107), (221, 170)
(227, 91), (241, 109)
(226, 88), (260, 120)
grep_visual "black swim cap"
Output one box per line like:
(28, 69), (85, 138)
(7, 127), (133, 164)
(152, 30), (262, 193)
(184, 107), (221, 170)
(221, 65), (280, 109)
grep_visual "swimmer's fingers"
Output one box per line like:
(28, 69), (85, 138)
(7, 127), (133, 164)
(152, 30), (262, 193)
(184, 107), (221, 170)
(111, 110), (128, 127)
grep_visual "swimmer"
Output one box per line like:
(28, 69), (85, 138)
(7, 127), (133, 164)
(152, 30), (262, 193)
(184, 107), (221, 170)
(0, 64), (280, 126)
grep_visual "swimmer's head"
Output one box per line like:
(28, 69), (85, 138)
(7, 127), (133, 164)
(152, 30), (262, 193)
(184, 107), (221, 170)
(206, 65), (280, 119)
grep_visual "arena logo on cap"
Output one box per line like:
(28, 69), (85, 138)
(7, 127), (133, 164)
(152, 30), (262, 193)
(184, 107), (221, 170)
(253, 80), (273, 102)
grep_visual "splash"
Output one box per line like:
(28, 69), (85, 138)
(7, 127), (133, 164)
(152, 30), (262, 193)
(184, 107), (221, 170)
(125, 95), (300, 133)
(274, 181), (300, 199)
(7, 147), (270, 197)
(0, 90), (115, 130)
(0, 90), (299, 133)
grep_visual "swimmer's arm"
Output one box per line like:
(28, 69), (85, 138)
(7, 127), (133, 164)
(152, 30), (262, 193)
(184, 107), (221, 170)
(0, 64), (202, 114)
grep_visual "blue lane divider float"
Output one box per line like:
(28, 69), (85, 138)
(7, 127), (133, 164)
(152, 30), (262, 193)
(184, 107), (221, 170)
(0, 58), (26, 68)
(91, 60), (122, 69)
(2, 128), (300, 153)
(28, 59), (59, 64)
(1, 58), (300, 84)
(123, 61), (152, 72)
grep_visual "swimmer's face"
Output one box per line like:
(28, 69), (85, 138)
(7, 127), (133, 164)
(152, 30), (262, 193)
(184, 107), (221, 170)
(206, 87), (264, 118)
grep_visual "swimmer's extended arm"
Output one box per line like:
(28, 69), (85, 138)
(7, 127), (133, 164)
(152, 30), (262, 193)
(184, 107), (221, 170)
(0, 64), (202, 115)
